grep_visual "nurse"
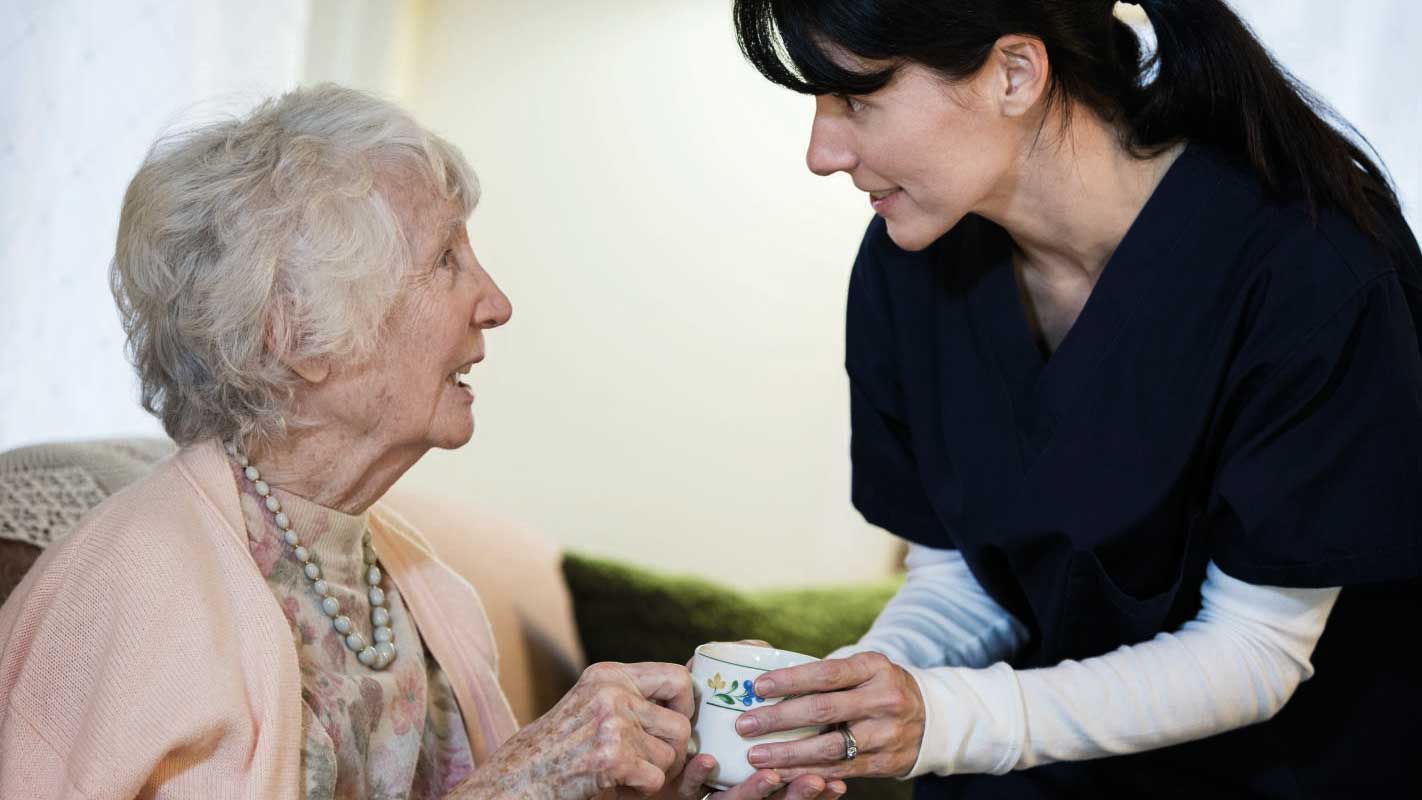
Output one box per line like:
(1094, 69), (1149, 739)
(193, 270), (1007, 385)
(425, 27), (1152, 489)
(719, 0), (1422, 797)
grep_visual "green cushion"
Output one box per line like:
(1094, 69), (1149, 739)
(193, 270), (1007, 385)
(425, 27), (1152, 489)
(562, 552), (912, 800)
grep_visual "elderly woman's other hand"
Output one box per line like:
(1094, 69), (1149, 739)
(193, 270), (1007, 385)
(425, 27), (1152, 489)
(451, 661), (695, 799)
(669, 754), (847, 800)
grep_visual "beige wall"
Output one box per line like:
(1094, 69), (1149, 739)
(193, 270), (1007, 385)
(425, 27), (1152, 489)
(307, 0), (904, 588)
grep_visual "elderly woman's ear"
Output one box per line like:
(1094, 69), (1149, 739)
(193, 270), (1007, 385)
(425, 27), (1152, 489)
(286, 354), (331, 385)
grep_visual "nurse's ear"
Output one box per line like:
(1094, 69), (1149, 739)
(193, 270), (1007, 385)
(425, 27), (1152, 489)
(990, 34), (1050, 119)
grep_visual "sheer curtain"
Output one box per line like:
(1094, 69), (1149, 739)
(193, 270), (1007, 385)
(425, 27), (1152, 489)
(0, 0), (309, 449)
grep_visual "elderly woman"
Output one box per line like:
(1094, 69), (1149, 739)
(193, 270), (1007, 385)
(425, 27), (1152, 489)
(0, 85), (840, 800)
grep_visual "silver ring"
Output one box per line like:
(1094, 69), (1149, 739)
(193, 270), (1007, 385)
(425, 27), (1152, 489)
(840, 723), (858, 761)
(700, 794), (714, 800)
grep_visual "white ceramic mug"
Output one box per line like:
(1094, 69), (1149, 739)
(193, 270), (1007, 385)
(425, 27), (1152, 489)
(689, 642), (824, 790)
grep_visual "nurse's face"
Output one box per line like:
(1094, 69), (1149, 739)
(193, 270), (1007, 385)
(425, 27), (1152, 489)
(805, 42), (1043, 251)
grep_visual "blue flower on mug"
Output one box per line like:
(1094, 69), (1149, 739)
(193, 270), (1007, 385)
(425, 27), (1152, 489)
(708, 674), (766, 709)
(740, 682), (762, 706)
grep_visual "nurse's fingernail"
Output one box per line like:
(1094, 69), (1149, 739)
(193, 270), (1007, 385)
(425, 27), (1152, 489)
(748, 746), (769, 765)
(756, 678), (776, 696)
(737, 715), (761, 735)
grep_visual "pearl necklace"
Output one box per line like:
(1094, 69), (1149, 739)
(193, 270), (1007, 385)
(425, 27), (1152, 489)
(228, 443), (397, 670)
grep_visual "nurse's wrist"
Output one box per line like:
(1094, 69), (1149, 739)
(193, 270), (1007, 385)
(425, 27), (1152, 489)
(903, 663), (1026, 778)
(898, 665), (941, 780)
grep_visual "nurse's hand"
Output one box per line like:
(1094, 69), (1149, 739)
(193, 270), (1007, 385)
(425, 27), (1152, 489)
(668, 753), (847, 800)
(730, 652), (925, 780)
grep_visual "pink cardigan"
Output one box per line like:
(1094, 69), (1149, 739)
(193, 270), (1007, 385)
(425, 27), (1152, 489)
(0, 439), (518, 798)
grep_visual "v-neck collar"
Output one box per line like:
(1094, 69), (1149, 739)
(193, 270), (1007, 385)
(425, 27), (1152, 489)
(973, 144), (1214, 441)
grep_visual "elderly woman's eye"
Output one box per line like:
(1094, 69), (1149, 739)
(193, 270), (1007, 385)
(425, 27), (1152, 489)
(439, 249), (457, 270)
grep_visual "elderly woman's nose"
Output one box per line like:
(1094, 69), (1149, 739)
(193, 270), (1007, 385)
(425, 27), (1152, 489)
(474, 279), (512, 329)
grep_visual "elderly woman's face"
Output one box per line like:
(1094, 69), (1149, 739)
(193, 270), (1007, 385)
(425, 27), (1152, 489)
(308, 176), (511, 454)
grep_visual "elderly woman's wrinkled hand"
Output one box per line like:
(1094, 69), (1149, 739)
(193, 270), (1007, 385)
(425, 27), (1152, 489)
(454, 661), (694, 799)
(732, 652), (925, 781)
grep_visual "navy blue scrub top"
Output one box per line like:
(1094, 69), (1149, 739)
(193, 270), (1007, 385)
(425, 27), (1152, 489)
(846, 144), (1422, 798)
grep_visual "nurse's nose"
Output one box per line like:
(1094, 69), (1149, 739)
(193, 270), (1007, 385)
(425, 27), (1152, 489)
(806, 96), (858, 177)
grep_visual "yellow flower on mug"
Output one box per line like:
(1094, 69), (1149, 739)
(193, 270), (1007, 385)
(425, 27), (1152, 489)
(707, 673), (726, 692)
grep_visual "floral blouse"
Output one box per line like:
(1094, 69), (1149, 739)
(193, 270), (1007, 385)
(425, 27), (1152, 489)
(231, 461), (476, 799)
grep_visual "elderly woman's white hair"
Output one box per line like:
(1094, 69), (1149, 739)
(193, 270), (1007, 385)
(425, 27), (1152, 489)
(111, 83), (479, 447)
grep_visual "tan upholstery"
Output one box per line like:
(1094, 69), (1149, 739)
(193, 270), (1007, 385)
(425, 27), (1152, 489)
(0, 438), (584, 725)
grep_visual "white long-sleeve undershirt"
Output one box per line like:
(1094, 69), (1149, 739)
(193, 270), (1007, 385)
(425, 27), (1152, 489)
(828, 544), (1340, 777)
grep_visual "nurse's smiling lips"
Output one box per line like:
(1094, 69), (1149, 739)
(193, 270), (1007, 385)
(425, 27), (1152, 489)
(867, 187), (903, 214)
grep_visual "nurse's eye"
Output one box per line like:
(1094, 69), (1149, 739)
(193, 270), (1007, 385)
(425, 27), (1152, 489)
(836, 93), (866, 113)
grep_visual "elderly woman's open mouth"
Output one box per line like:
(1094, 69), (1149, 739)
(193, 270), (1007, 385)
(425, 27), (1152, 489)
(450, 360), (478, 396)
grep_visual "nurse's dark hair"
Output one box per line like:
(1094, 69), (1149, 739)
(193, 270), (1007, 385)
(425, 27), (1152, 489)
(734, 0), (1401, 247)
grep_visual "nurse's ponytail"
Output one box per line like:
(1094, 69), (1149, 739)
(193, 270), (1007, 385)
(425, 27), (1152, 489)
(1122, 0), (1399, 244)
(735, 0), (1402, 247)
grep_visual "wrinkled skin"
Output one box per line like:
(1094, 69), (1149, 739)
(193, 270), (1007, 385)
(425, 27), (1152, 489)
(449, 662), (692, 798)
